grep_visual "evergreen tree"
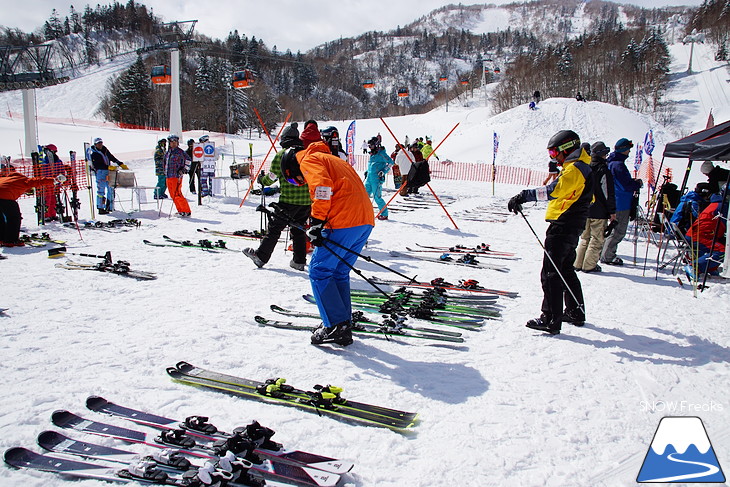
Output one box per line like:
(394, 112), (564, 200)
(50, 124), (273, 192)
(108, 55), (152, 126)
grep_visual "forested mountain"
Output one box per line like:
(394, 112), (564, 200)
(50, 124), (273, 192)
(2, 0), (725, 133)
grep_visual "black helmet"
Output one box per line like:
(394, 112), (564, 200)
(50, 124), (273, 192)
(367, 136), (381, 154)
(547, 130), (580, 160)
(280, 147), (306, 186)
(320, 126), (339, 142)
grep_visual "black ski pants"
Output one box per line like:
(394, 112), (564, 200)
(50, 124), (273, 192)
(540, 222), (585, 329)
(257, 202), (311, 265)
(0, 199), (22, 244)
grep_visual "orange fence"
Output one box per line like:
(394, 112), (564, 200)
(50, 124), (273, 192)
(8, 158), (90, 199)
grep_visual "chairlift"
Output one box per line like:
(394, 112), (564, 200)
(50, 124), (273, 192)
(493, 67), (501, 74)
(232, 70), (255, 89)
(362, 78), (375, 89)
(151, 65), (171, 85)
(397, 87), (409, 97)
(439, 75), (448, 82)
(460, 78), (469, 85)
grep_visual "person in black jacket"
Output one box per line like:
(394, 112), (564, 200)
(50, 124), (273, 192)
(574, 141), (616, 272)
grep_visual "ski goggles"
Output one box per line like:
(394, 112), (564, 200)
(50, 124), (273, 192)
(547, 147), (561, 159)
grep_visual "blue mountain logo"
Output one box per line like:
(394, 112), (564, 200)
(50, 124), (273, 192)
(637, 416), (725, 483)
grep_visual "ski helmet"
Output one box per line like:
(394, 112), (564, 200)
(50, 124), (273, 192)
(45, 144), (58, 152)
(167, 134), (180, 142)
(547, 130), (580, 161)
(320, 126), (339, 142)
(280, 147), (306, 186)
(367, 136), (380, 153)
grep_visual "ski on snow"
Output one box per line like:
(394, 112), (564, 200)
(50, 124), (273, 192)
(50, 409), (338, 486)
(389, 250), (510, 272)
(85, 395), (353, 475)
(258, 313), (464, 344)
(143, 236), (239, 252)
(55, 259), (157, 280)
(414, 243), (516, 257)
(366, 276), (519, 298)
(270, 305), (464, 337)
(167, 362), (418, 432)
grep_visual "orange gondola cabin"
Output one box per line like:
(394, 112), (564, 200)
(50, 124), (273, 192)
(438, 75), (448, 82)
(460, 78), (469, 85)
(232, 70), (255, 89)
(362, 79), (375, 89)
(397, 87), (409, 97)
(151, 65), (171, 85)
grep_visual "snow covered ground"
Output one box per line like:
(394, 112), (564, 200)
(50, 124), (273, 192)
(0, 40), (729, 487)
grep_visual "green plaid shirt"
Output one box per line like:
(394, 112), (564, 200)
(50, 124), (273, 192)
(260, 150), (312, 206)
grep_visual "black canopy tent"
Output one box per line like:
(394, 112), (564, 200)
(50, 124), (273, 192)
(693, 131), (730, 160)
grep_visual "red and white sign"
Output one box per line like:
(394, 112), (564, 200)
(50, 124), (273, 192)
(193, 146), (205, 161)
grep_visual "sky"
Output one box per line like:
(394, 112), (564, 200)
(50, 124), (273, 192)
(4, 0), (706, 53)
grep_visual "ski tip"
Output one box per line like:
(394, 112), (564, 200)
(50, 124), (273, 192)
(47, 247), (66, 258)
(166, 367), (183, 378)
(36, 430), (65, 449)
(175, 361), (193, 372)
(4, 446), (38, 466)
(50, 410), (77, 427)
(85, 395), (109, 411)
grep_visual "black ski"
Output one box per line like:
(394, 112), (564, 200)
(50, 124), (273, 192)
(55, 259), (157, 280)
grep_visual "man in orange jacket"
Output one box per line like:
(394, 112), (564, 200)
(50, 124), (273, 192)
(0, 165), (56, 246)
(281, 135), (375, 346)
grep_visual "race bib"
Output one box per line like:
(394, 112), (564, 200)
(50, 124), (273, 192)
(314, 186), (332, 200)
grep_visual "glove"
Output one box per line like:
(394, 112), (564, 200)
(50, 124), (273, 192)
(119, 164), (129, 170)
(257, 171), (267, 186)
(307, 218), (326, 247)
(108, 165), (117, 171)
(378, 171), (385, 181)
(364, 171), (368, 179)
(635, 178), (644, 188)
(604, 219), (618, 238)
(507, 191), (527, 214)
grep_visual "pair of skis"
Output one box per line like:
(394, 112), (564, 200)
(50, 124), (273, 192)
(168, 362), (418, 432)
(389, 250), (510, 272)
(366, 276), (519, 298)
(6, 396), (351, 486)
(144, 236), (239, 252)
(259, 306), (465, 344)
(55, 259), (157, 280)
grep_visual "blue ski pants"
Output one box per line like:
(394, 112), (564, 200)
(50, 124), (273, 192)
(96, 169), (114, 211)
(309, 224), (373, 327)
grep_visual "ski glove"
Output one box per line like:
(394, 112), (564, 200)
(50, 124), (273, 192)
(507, 191), (528, 214)
(119, 164), (129, 170)
(378, 171), (385, 181)
(307, 218), (326, 247)
(257, 171), (267, 186)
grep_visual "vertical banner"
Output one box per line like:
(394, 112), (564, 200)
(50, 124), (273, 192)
(492, 131), (499, 195)
(345, 120), (356, 166)
(643, 130), (656, 193)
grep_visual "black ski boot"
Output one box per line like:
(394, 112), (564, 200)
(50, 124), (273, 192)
(311, 321), (353, 346)
(526, 315), (560, 335)
(562, 307), (585, 326)
(244, 420), (282, 451)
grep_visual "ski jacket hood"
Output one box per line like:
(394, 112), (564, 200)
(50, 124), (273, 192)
(298, 141), (374, 229)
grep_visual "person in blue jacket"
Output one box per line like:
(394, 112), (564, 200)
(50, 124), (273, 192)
(600, 138), (642, 266)
(364, 136), (394, 221)
(669, 182), (711, 235)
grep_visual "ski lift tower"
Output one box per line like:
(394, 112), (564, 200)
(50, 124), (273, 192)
(684, 29), (705, 74)
(0, 44), (70, 157)
(148, 20), (197, 138)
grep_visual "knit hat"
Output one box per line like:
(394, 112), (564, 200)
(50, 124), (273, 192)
(280, 122), (300, 149)
(700, 160), (715, 175)
(299, 120), (322, 148)
(614, 138), (633, 152)
(590, 141), (610, 157)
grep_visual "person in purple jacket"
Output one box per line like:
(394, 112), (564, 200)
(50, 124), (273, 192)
(601, 138), (642, 266)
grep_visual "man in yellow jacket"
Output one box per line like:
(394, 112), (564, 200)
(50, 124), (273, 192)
(507, 130), (594, 335)
(281, 138), (375, 346)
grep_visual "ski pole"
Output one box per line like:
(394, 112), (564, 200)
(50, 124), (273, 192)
(517, 210), (584, 313)
(257, 203), (418, 282)
(48, 247), (111, 264)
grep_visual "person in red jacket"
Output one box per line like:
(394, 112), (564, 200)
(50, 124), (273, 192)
(685, 192), (728, 278)
(0, 166), (56, 246)
(280, 137), (374, 346)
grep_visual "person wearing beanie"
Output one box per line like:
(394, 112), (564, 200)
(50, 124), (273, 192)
(601, 138), (642, 266)
(300, 120), (322, 148)
(574, 141), (616, 273)
(153, 138), (168, 199)
(243, 122), (312, 271)
(700, 160), (730, 194)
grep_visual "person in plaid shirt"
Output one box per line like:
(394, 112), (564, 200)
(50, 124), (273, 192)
(243, 122), (312, 271)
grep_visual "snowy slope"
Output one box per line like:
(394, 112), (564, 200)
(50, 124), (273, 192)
(1, 39), (729, 487)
